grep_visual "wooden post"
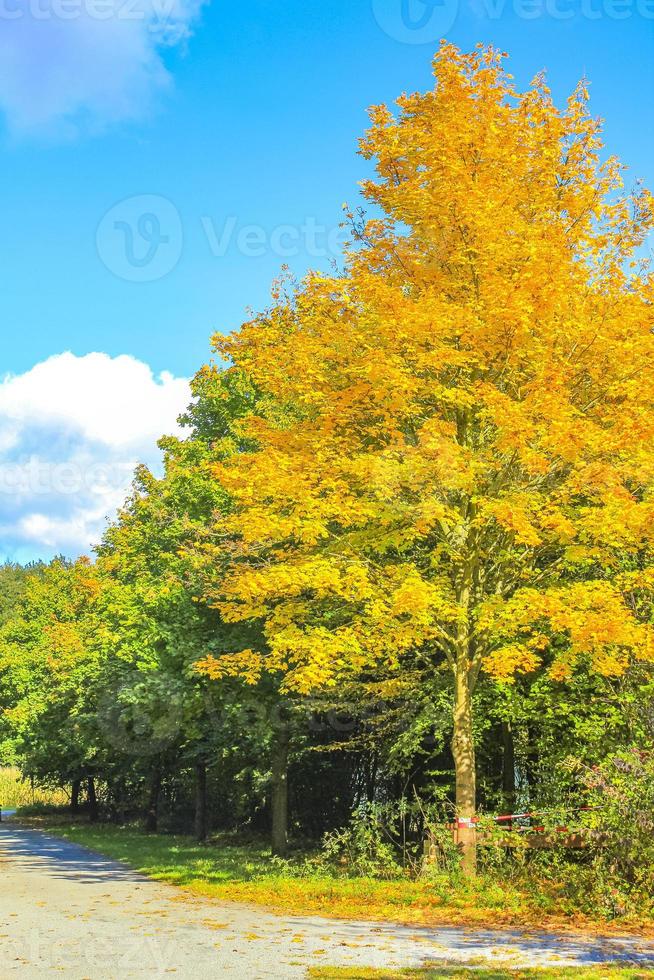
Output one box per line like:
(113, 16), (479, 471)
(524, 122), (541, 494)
(144, 767), (161, 833)
(271, 724), (289, 857)
(194, 761), (208, 842)
(87, 777), (99, 823)
(71, 779), (81, 814)
(456, 817), (477, 861)
(423, 835), (437, 863)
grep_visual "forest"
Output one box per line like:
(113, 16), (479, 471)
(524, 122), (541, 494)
(0, 45), (653, 922)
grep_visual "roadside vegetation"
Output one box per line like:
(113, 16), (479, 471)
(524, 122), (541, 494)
(2, 42), (654, 933)
(0, 767), (67, 809)
(309, 969), (654, 979)
(14, 813), (654, 934)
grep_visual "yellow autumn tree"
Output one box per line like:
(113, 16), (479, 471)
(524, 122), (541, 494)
(196, 44), (654, 868)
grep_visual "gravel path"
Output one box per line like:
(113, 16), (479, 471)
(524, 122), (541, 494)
(1, 821), (654, 978)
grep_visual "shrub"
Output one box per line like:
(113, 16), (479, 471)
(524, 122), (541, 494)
(314, 803), (405, 879)
(580, 748), (654, 914)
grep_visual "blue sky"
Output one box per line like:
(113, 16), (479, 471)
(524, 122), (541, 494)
(0, 0), (652, 561)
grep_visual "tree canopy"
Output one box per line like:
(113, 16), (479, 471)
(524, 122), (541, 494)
(0, 45), (652, 877)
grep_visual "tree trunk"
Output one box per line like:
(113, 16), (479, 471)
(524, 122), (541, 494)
(365, 753), (379, 803)
(87, 777), (98, 823)
(71, 779), (81, 815)
(194, 761), (208, 842)
(112, 777), (127, 825)
(451, 662), (476, 874)
(501, 722), (516, 814)
(145, 767), (161, 833)
(271, 724), (289, 857)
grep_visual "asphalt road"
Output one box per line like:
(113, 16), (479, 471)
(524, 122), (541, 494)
(1, 821), (653, 978)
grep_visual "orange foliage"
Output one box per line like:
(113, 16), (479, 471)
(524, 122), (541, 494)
(195, 46), (654, 818)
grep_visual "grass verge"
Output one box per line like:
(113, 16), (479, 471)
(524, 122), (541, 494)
(14, 814), (654, 937)
(309, 970), (654, 979)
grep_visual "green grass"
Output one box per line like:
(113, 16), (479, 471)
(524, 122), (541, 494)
(309, 970), (654, 979)
(15, 815), (654, 934)
(16, 816), (458, 923)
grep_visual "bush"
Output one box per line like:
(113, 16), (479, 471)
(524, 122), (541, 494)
(314, 803), (405, 879)
(580, 748), (654, 914)
(522, 749), (654, 920)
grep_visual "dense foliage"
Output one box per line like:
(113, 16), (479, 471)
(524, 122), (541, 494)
(0, 45), (653, 913)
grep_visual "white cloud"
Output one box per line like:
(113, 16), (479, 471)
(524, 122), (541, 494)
(0, 351), (189, 447)
(0, 0), (205, 137)
(0, 352), (191, 560)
